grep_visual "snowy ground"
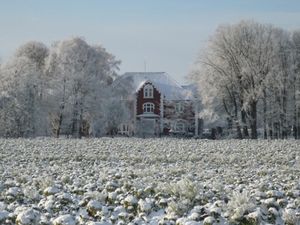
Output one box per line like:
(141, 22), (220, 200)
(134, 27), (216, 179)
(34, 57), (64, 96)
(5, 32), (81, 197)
(0, 138), (299, 225)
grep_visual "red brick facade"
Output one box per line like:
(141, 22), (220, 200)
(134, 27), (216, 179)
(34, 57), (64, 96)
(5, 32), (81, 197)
(136, 82), (161, 115)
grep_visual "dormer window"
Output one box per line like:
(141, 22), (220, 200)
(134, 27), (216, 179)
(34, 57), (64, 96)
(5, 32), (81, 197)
(143, 102), (155, 113)
(144, 84), (153, 98)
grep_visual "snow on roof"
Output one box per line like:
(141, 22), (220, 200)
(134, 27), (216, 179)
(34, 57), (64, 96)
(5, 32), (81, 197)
(115, 72), (194, 100)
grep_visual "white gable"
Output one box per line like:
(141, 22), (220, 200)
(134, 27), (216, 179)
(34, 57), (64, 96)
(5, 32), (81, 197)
(114, 72), (194, 100)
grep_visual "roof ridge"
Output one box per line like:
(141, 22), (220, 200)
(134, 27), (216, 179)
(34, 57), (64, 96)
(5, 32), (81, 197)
(115, 72), (194, 100)
(122, 72), (183, 88)
(123, 72), (165, 74)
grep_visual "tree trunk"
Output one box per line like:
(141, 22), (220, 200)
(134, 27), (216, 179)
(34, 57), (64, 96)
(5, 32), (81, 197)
(27, 85), (36, 137)
(56, 112), (63, 138)
(56, 78), (66, 138)
(241, 109), (249, 138)
(293, 81), (297, 139)
(268, 100), (273, 139)
(281, 81), (288, 139)
(236, 120), (243, 139)
(263, 90), (268, 139)
(71, 101), (80, 138)
(222, 97), (242, 139)
(78, 103), (83, 139)
(293, 75), (300, 139)
(250, 101), (257, 139)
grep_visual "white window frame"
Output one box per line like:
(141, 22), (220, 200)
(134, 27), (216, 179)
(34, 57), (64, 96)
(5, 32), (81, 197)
(143, 84), (154, 98)
(143, 102), (155, 113)
(119, 123), (129, 135)
(175, 102), (184, 113)
(175, 121), (185, 132)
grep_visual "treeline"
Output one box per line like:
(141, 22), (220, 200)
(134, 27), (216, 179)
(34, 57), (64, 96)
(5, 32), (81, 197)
(191, 20), (300, 139)
(0, 37), (130, 138)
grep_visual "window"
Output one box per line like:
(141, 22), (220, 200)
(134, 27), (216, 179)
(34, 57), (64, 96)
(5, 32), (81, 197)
(175, 102), (184, 113)
(118, 123), (130, 135)
(143, 102), (155, 113)
(144, 84), (153, 98)
(123, 124), (128, 132)
(175, 121), (185, 132)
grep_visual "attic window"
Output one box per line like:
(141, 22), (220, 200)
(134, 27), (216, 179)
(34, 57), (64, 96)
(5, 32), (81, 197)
(144, 84), (153, 98)
(143, 102), (155, 113)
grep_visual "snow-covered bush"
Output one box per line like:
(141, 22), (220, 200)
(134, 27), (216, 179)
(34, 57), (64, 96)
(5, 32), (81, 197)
(227, 191), (256, 223)
(283, 208), (300, 225)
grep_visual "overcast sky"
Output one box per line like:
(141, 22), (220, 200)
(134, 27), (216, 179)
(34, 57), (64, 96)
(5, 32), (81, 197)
(1, 0), (300, 84)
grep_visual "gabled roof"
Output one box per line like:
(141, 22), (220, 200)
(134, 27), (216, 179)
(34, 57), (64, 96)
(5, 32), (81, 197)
(114, 72), (194, 100)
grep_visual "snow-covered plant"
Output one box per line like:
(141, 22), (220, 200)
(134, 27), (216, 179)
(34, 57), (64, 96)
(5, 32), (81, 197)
(165, 179), (199, 202)
(166, 200), (190, 217)
(52, 214), (76, 225)
(227, 190), (256, 223)
(283, 208), (300, 225)
(16, 208), (40, 225)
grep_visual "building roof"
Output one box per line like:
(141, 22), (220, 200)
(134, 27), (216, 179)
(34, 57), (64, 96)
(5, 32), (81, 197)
(114, 72), (195, 100)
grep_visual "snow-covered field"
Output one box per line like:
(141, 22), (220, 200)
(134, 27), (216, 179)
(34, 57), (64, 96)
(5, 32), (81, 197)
(0, 138), (299, 225)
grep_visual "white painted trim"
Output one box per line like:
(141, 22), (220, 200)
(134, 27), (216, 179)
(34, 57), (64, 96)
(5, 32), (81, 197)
(143, 84), (154, 98)
(143, 102), (155, 113)
(137, 113), (160, 118)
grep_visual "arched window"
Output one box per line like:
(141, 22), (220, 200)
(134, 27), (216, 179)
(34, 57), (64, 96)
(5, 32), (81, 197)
(144, 84), (153, 98)
(143, 102), (155, 113)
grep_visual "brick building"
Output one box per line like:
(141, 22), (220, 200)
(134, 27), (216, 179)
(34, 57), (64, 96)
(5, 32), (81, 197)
(113, 72), (202, 137)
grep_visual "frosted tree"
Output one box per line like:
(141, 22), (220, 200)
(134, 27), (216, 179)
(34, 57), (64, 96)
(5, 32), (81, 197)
(46, 37), (120, 138)
(263, 28), (296, 139)
(190, 21), (287, 139)
(291, 30), (300, 139)
(88, 75), (133, 137)
(0, 37), (123, 138)
(189, 60), (236, 136)
(104, 98), (130, 137)
(0, 42), (49, 137)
